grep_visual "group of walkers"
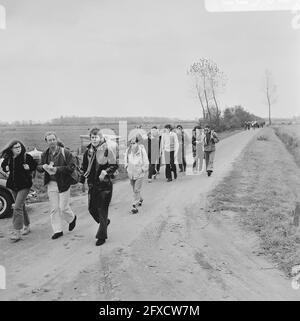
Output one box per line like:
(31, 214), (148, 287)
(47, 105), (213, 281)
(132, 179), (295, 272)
(0, 124), (219, 246)
(244, 120), (265, 130)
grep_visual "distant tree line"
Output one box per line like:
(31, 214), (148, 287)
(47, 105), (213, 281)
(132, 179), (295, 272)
(48, 116), (188, 126)
(198, 105), (265, 131)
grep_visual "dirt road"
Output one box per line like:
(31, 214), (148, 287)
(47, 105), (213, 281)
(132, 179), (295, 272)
(0, 129), (299, 301)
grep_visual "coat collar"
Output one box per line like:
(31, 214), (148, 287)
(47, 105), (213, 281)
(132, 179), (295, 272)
(86, 139), (107, 151)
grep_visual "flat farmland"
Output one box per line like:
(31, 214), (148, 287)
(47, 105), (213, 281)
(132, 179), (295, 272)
(0, 125), (91, 152)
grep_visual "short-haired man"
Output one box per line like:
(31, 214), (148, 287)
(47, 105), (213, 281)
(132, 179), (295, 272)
(160, 124), (179, 182)
(37, 132), (77, 239)
(80, 127), (118, 246)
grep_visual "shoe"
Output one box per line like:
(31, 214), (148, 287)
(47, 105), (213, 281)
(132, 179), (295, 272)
(148, 179), (152, 183)
(131, 206), (139, 214)
(207, 170), (212, 177)
(69, 215), (77, 231)
(22, 225), (30, 236)
(138, 199), (143, 207)
(167, 178), (172, 182)
(107, 218), (110, 226)
(51, 231), (63, 240)
(96, 239), (106, 246)
(10, 230), (22, 242)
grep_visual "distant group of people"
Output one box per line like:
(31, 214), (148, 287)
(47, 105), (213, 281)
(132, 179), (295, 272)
(0, 124), (219, 246)
(244, 120), (265, 130)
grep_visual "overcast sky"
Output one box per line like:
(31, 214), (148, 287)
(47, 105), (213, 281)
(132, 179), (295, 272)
(0, 0), (299, 122)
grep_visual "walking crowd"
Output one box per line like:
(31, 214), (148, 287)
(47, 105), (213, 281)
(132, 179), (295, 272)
(0, 124), (219, 246)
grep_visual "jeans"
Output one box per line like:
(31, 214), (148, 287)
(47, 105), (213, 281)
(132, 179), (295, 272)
(177, 145), (186, 172)
(148, 163), (160, 179)
(88, 184), (113, 240)
(204, 151), (215, 172)
(11, 188), (30, 231)
(47, 181), (75, 233)
(179, 154), (186, 172)
(164, 151), (177, 180)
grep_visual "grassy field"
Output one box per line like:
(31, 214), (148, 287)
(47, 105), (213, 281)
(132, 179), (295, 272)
(207, 127), (300, 277)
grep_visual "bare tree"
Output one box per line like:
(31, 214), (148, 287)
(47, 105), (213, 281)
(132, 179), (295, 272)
(188, 59), (214, 123)
(207, 60), (227, 127)
(188, 60), (209, 121)
(263, 69), (277, 125)
(188, 58), (226, 126)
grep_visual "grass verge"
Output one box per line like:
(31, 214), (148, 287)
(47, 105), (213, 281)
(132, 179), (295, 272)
(207, 127), (300, 276)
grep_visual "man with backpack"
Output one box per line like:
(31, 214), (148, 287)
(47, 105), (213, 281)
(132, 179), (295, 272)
(203, 125), (219, 177)
(80, 127), (118, 246)
(37, 132), (77, 240)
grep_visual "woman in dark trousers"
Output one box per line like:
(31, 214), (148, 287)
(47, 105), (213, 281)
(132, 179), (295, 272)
(0, 140), (37, 242)
(147, 126), (161, 182)
(80, 128), (118, 246)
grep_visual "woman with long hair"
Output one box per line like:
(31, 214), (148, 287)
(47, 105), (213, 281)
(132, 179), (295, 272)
(0, 140), (37, 242)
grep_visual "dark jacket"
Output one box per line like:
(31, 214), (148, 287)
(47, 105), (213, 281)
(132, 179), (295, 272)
(147, 135), (161, 164)
(37, 147), (76, 193)
(80, 141), (118, 190)
(1, 153), (37, 192)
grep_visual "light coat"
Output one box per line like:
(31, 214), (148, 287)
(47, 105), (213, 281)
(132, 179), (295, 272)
(124, 144), (149, 180)
(160, 131), (179, 165)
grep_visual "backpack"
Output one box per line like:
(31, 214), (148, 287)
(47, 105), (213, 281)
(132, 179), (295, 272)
(61, 148), (82, 185)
